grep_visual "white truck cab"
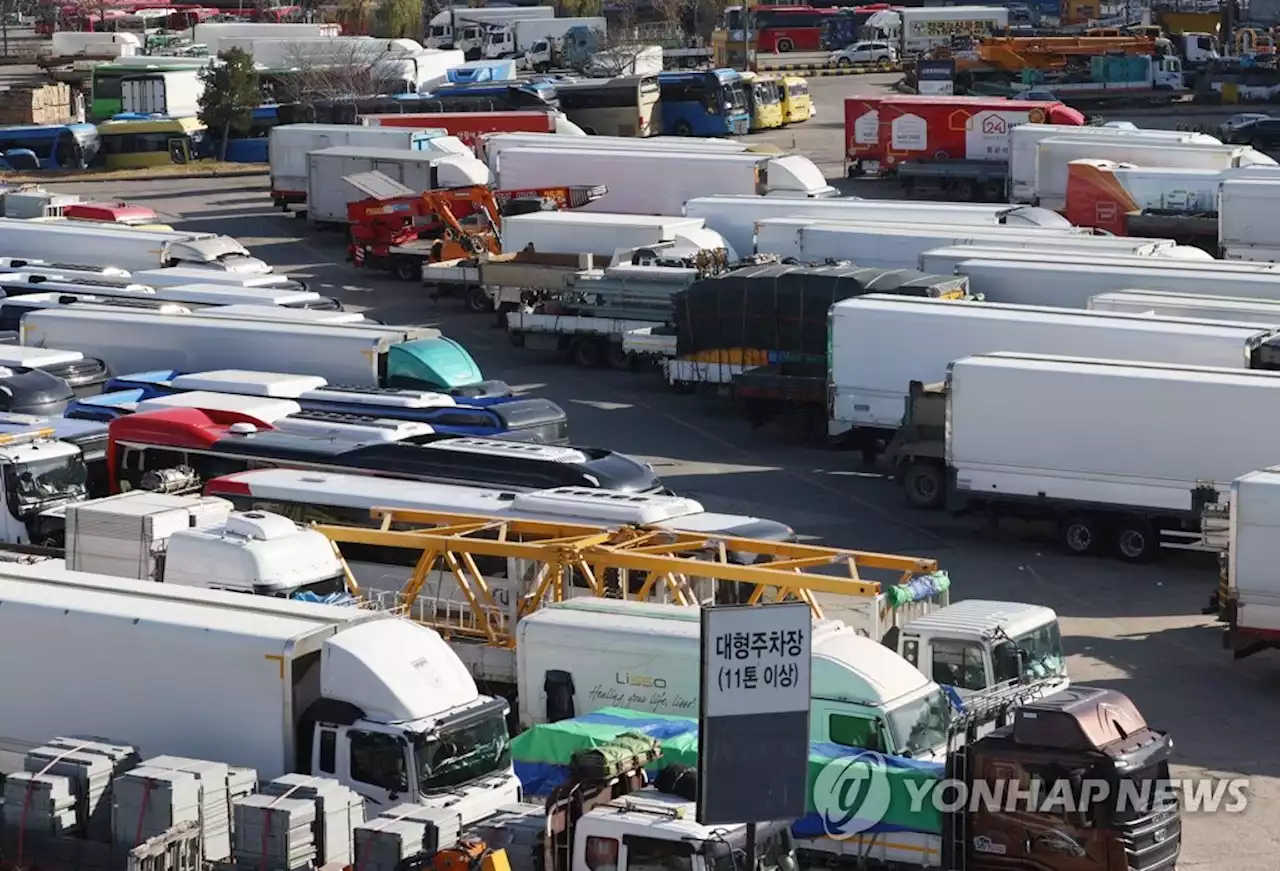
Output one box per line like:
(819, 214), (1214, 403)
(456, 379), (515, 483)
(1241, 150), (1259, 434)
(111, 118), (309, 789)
(0, 427), (89, 545)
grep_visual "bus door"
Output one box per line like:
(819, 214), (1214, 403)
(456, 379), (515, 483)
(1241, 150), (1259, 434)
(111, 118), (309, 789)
(168, 137), (190, 164)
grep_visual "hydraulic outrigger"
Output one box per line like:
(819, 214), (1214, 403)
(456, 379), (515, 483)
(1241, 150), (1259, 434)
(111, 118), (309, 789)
(312, 507), (941, 647)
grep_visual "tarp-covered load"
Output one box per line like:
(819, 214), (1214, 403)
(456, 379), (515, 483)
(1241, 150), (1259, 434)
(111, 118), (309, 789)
(510, 707), (946, 838)
(673, 263), (969, 364)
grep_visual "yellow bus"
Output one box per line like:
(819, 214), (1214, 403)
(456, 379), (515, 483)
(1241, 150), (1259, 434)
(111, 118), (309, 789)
(96, 116), (211, 169)
(739, 71), (785, 130)
(780, 76), (813, 124)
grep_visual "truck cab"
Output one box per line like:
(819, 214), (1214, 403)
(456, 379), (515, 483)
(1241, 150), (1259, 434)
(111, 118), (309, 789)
(0, 427), (89, 545)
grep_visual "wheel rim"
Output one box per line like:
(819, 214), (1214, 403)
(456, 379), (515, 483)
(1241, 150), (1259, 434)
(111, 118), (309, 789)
(1118, 529), (1147, 559)
(1066, 523), (1093, 552)
(912, 472), (937, 502)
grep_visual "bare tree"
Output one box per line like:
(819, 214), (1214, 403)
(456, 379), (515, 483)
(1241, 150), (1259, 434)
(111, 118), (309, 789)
(277, 39), (406, 102)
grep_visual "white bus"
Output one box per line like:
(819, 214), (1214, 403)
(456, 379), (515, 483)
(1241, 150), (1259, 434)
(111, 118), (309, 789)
(205, 467), (794, 611)
(555, 75), (661, 137)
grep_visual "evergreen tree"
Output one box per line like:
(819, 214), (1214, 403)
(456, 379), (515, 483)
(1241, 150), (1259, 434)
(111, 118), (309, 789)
(197, 48), (261, 161)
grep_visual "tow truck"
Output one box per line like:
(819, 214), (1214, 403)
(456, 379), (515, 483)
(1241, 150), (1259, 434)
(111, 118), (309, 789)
(345, 173), (607, 282)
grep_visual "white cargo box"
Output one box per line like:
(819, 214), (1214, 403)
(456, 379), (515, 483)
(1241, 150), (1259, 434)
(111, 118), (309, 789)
(918, 244), (1215, 275)
(947, 353), (1280, 514)
(828, 294), (1274, 432)
(1228, 469), (1280, 637)
(1219, 178), (1280, 262)
(1088, 290), (1280, 325)
(65, 492), (234, 580)
(500, 211), (707, 258)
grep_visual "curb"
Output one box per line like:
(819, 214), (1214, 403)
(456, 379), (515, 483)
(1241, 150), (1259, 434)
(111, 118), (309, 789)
(756, 61), (903, 76)
(1, 167), (268, 185)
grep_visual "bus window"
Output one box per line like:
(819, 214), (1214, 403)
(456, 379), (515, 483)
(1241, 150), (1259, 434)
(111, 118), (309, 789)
(557, 76), (660, 137)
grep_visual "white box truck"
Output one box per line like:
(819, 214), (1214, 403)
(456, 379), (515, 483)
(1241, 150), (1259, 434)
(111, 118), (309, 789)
(1007, 123), (1222, 203)
(897, 6), (1009, 54)
(941, 352), (1280, 560)
(192, 21), (340, 54)
(478, 131), (754, 168)
(1219, 178), (1280, 262)
(500, 211), (734, 260)
(684, 195), (1070, 264)
(1220, 468), (1280, 658)
(1088, 290), (1280, 325)
(133, 267), (316, 296)
(493, 147), (836, 215)
(426, 5), (553, 53)
(0, 560), (519, 813)
(121, 69), (203, 116)
(268, 124), (447, 208)
(1033, 138), (1274, 211)
(0, 219), (269, 274)
(829, 294), (1278, 455)
(483, 16), (606, 61)
(753, 219), (1179, 267)
(918, 245), (1218, 274)
(305, 146), (491, 224)
(19, 310), (491, 394)
(952, 258), (1280, 308)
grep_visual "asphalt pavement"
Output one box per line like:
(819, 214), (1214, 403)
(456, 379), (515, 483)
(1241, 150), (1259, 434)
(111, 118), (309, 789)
(37, 97), (1280, 868)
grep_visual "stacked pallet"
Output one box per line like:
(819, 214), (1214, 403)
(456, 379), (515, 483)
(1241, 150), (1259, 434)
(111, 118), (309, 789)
(464, 804), (544, 871)
(232, 794), (317, 871)
(113, 767), (203, 850)
(144, 756), (233, 861)
(258, 774), (364, 866)
(4, 736), (140, 840)
(0, 83), (75, 125)
(353, 804), (466, 871)
(3, 771), (78, 835)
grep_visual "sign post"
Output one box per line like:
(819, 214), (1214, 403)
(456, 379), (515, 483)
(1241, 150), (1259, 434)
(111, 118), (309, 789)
(697, 601), (812, 856)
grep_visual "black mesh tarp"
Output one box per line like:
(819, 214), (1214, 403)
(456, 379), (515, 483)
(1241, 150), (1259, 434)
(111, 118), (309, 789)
(673, 263), (967, 362)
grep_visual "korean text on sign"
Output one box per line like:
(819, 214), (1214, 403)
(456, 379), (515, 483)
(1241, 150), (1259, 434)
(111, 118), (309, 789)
(714, 629), (804, 693)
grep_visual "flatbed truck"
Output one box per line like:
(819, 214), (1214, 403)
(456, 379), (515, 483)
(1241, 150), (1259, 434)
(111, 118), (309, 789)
(422, 250), (595, 315)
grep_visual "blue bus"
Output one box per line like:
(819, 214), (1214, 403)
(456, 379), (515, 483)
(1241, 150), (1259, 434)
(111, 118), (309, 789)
(0, 123), (100, 170)
(657, 70), (750, 137)
(418, 80), (559, 112)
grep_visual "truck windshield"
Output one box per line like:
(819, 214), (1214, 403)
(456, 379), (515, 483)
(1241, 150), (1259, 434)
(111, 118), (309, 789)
(266, 573), (350, 601)
(5, 454), (88, 510)
(704, 823), (798, 871)
(414, 709), (511, 792)
(1100, 756), (1176, 825)
(992, 621), (1067, 685)
(884, 688), (951, 758)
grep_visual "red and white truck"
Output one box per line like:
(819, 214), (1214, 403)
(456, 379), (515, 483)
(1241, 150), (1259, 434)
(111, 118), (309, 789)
(360, 110), (582, 155)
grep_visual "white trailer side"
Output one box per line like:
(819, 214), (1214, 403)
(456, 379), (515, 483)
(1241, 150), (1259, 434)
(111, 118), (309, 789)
(1089, 290), (1280, 325)
(1219, 178), (1280, 263)
(918, 245), (1219, 274)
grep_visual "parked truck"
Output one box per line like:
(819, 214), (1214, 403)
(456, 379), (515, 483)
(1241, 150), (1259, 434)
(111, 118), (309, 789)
(896, 352), (1280, 560)
(362, 111), (571, 154)
(0, 219), (269, 274)
(478, 131), (757, 168)
(1031, 138), (1275, 211)
(493, 148), (836, 216)
(1216, 468), (1280, 658)
(1218, 178), (1280, 262)
(0, 560), (520, 813)
(895, 6), (1010, 54)
(20, 309), (509, 398)
(1088, 289), (1280, 324)
(683, 194), (1069, 264)
(753, 218), (1196, 267)
(917, 244), (1257, 276)
(949, 258), (1280, 307)
(501, 211), (733, 260)
(305, 146), (491, 225)
(837, 293), (1280, 475)
(268, 124), (447, 209)
(426, 6), (554, 56)
(482, 17), (607, 63)
(422, 250), (597, 314)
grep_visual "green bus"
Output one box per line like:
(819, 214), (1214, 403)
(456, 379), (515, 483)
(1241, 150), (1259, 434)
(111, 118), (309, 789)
(90, 57), (211, 121)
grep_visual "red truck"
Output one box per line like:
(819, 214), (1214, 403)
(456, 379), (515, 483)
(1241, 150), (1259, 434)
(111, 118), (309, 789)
(360, 111), (557, 155)
(844, 95), (1085, 200)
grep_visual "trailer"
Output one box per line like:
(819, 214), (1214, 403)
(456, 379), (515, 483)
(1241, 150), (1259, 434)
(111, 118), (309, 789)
(421, 250), (595, 314)
(477, 131), (756, 168)
(1219, 469), (1280, 657)
(304, 146), (491, 224)
(500, 211), (730, 259)
(1032, 138), (1274, 211)
(1219, 178), (1280, 262)
(951, 258), (1280, 307)
(361, 111), (565, 154)
(753, 218), (1183, 268)
(831, 294), (1279, 463)
(493, 147), (836, 216)
(897, 6), (1010, 54)
(683, 194), (1069, 264)
(1088, 290), (1280, 324)
(917, 245), (1229, 275)
(933, 352), (1280, 560)
(0, 219), (268, 274)
(268, 124), (447, 209)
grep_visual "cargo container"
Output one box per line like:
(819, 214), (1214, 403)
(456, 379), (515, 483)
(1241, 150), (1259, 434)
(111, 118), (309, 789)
(1220, 469), (1280, 657)
(1008, 123), (1222, 203)
(897, 6), (1010, 54)
(304, 146), (491, 224)
(1088, 290), (1280, 324)
(0, 219), (269, 274)
(478, 131), (757, 168)
(753, 219), (1180, 268)
(493, 147), (836, 216)
(683, 195), (1069, 263)
(951, 258), (1280, 307)
(918, 245), (1228, 275)
(1219, 178), (1280, 262)
(842, 95), (1085, 177)
(359, 111), (575, 153)
(268, 124), (447, 208)
(830, 294), (1278, 458)
(0, 561), (518, 809)
(500, 211), (733, 260)
(1032, 138), (1274, 211)
(936, 353), (1280, 561)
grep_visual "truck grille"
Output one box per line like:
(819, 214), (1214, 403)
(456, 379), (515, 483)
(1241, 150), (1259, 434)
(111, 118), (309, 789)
(1122, 803), (1181, 871)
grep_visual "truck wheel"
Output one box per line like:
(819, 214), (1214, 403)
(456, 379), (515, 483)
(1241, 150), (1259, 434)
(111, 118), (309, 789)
(902, 461), (946, 510)
(465, 285), (490, 313)
(1059, 514), (1103, 556)
(674, 120), (694, 136)
(392, 257), (420, 282)
(606, 343), (629, 371)
(1114, 517), (1159, 563)
(571, 337), (603, 368)
(777, 38), (794, 52)
(509, 331), (525, 348)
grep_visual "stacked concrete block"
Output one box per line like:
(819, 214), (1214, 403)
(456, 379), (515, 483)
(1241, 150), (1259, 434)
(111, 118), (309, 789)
(144, 756), (232, 861)
(258, 774), (365, 866)
(3, 772), (78, 835)
(113, 767), (202, 849)
(354, 804), (466, 871)
(232, 794), (317, 871)
(464, 804), (546, 871)
(22, 744), (116, 838)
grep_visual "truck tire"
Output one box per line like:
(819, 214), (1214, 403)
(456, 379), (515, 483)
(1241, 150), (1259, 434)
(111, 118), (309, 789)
(674, 120), (694, 136)
(392, 256), (420, 282)
(571, 337), (603, 368)
(777, 38), (794, 52)
(1114, 517), (1158, 563)
(902, 461), (946, 510)
(1059, 514), (1103, 556)
(465, 285), (490, 313)
(606, 343), (629, 370)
